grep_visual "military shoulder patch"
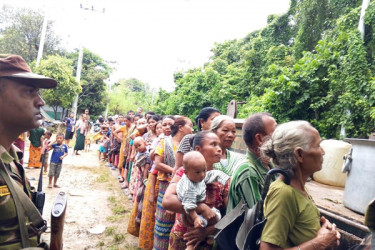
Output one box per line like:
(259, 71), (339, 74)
(0, 185), (10, 196)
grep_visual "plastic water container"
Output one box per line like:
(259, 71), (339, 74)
(313, 140), (351, 187)
(343, 138), (375, 214)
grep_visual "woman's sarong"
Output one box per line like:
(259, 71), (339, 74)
(127, 198), (140, 237)
(132, 168), (141, 202)
(136, 182), (145, 223)
(153, 180), (176, 250)
(129, 161), (138, 195)
(28, 144), (42, 168)
(73, 130), (85, 151)
(139, 176), (159, 249)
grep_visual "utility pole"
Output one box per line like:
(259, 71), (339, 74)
(71, 45), (84, 118)
(36, 14), (48, 67)
(71, 2), (105, 118)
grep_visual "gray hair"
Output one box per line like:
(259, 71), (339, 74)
(210, 115), (234, 132)
(260, 120), (315, 177)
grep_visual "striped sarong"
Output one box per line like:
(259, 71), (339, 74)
(153, 180), (175, 250)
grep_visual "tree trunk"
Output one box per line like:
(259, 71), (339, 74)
(53, 106), (58, 120)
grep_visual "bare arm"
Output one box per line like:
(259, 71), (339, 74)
(112, 127), (123, 142)
(172, 152), (184, 178)
(143, 163), (150, 181)
(154, 155), (173, 174)
(260, 218), (340, 250)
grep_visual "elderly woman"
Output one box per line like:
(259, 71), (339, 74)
(163, 131), (229, 249)
(259, 121), (340, 250)
(210, 115), (244, 175)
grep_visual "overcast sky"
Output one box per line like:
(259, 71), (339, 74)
(3, 0), (290, 90)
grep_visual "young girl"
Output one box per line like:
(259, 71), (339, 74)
(98, 134), (109, 161)
(41, 131), (52, 175)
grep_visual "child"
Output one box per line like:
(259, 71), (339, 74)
(48, 133), (68, 188)
(40, 131), (52, 175)
(176, 151), (230, 248)
(98, 134), (109, 161)
(132, 137), (151, 223)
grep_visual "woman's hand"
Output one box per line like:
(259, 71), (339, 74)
(315, 220), (341, 249)
(183, 225), (215, 249)
(183, 227), (206, 248)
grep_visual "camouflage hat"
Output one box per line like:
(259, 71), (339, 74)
(0, 54), (57, 89)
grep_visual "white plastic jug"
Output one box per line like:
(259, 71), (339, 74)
(313, 139), (351, 187)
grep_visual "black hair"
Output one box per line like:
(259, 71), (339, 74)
(145, 111), (156, 116)
(192, 131), (215, 148)
(99, 117), (104, 123)
(127, 110), (135, 115)
(124, 115), (131, 121)
(243, 113), (272, 148)
(134, 113), (143, 118)
(171, 117), (189, 137)
(163, 115), (176, 121)
(108, 117), (113, 122)
(45, 131), (52, 137)
(195, 107), (220, 131)
(148, 114), (161, 122)
(56, 133), (64, 138)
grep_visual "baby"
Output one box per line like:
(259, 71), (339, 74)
(176, 151), (230, 230)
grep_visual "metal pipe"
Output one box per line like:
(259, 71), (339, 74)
(318, 206), (370, 234)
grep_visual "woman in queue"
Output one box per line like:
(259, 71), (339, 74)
(259, 121), (340, 250)
(172, 107), (220, 176)
(210, 115), (244, 175)
(153, 116), (194, 250)
(163, 131), (229, 249)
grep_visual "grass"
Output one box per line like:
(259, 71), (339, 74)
(93, 159), (139, 249)
(97, 171), (110, 183)
(106, 215), (123, 223)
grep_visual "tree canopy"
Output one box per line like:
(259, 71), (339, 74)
(153, 0), (375, 139)
(34, 55), (81, 119)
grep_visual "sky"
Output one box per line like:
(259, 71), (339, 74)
(2, 0), (291, 91)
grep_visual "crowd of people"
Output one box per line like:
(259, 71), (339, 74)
(2, 54), (368, 250)
(86, 106), (343, 250)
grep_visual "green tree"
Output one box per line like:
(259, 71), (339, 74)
(67, 48), (111, 116)
(34, 55), (80, 119)
(0, 5), (61, 63)
(108, 78), (153, 115)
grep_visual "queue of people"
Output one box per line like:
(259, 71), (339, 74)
(0, 54), (346, 249)
(95, 106), (341, 250)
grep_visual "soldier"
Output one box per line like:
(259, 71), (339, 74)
(0, 54), (57, 248)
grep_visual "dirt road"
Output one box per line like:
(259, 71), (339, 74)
(24, 143), (139, 249)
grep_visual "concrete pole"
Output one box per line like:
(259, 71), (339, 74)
(72, 46), (84, 118)
(36, 15), (48, 67)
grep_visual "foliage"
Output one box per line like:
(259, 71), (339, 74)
(66, 48), (111, 116)
(108, 78), (153, 116)
(0, 5), (61, 63)
(34, 55), (80, 119)
(154, 0), (375, 139)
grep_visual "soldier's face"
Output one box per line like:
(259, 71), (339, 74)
(0, 78), (45, 132)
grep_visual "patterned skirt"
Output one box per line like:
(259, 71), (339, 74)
(153, 180), (175, 250)
(28, 144), (42, 168)
(129, 161), (138, 196)
(139, 175), (159, 249)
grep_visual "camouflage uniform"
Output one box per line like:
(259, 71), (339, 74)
(0, 144), (39, 249)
